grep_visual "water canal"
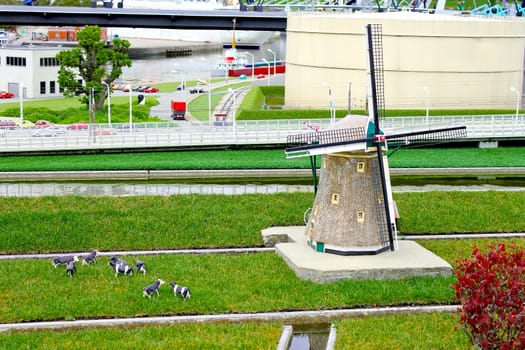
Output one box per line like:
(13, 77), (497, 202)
(0, 176), (524, 197)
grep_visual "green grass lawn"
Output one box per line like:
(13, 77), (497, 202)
(0, 192), (523, 254)
(0, 313), (472, 349)
(0, 322), (283, 349)
(0, 147), (524, 171)
(0, 82), (523, 347)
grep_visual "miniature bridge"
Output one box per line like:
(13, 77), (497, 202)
(0, 115), (523, 154)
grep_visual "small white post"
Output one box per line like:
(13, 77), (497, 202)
(102, 81), (111, 127)
(510, 87), (520, 122)
(19, 82), (24, 124)
(127, 84), (132, 132)
(423, 86), (429, 123)
(244, 51), (254, 80)
(262, 58), (270, 86)
(267, 48), (276, 81)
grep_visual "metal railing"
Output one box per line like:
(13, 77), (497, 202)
(0, 115), (523, 152)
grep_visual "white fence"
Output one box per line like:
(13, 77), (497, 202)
(0, 115), (523, 152)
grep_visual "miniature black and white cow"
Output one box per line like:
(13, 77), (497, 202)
(82, 250), (98, 265)
(135, 260), (146, 275)
(142, 279), (165, 299)
(52, 255), (79, 268)
(66, 261), (76, 277)
(169, 282), (191, 300)
(108, 256), (133, 277)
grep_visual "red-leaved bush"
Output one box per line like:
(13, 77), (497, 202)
(451, 243), (525, 350)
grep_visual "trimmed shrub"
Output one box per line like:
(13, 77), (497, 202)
(452, 243), (525, 349)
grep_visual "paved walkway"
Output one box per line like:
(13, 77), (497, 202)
(0, 305), (457, 332)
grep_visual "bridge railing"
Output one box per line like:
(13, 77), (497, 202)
(0, 115), (523, 152)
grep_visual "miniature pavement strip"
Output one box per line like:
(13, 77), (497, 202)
(2, 231), (525, 260)
(0, 305), (458, 333)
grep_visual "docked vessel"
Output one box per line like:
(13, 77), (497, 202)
(211, 48), (286, 77)
(107, 0), (277, 48)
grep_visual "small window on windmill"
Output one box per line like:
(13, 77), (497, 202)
(357, 211), (365, 223)
(331, 193), (339, 204)
(322, 158), (327, 168)
(357, 162), (366, 173)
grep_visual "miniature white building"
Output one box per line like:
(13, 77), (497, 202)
(0, 45), (65, 99)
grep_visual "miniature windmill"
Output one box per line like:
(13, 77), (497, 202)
(285, 24), (467, 256)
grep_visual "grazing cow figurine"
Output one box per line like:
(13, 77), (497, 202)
(52, 255), (79, 268)
(142, 279), (165, 299)
(82, 250), (98, 265)
(66, 261), (76, 278)
(169, 282), (191, 300)
(108, 256), (133, 277)
(135, 260), (146, 275)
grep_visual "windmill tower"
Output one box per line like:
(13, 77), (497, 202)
(285, 24), (467, 256)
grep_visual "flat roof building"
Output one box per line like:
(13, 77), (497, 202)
(0, 45), (63, 99)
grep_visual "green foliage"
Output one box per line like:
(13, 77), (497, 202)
(240, 86), (266, 110)
(452, 243), (525, 349)
(56, 25), (132, 120)
(0, 147), (524, 171)
(395, 191), (525, 234)
(259, 86), (285, 96)
(0, 98), (160, 124)
(237, 109), (342, 120)
(389, 147), (525, 168)
(0, 193), (312, 253)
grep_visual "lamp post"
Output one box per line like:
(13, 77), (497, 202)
(127, 84), (132, 132)
(228, 87), (237, 134)
(510, 87), (520, 121)
(101, 81), (111, 127)
(267, 48), (276, 81)
(18, 83), (23, 124)
(172, 66), (185, 91)
(423, 86), (429, 123)
(208, 78), (212, 126)
(244, 51), (254, 80)
(262, 58), (270, 86)
(228, 88), (237, 142)
(324, 83), (336, 125)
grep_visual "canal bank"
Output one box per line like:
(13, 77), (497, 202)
(0, 167), (524, 182)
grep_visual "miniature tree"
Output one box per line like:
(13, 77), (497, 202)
(56, 25), (131, 123)
(452, 243), (525, 349)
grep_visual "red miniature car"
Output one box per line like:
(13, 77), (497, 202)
(143, 86), (159, 93)
(35, 120), (52, 128)
(0, 91), (14, 99)
(67, 122), (88, 130)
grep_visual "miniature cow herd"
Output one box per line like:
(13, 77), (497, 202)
(51, 250), (191, 300)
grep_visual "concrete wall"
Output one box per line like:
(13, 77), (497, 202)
(0, 46), (63, 99)
(285, 12), (525, 110)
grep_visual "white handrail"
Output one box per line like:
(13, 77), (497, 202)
(0, 115), (522, 152)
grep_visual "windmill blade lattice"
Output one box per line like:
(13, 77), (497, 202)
(385, 126), (468, 147)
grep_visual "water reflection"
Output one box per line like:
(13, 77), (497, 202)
(0, 179), (523, 197)
(0, 183), (312, 197)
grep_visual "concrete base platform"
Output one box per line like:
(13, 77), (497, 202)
(262, 226), (452, 283)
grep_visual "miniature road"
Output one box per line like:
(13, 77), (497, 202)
(0, 305), (458, 333)
(2, 232), (524, 261)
